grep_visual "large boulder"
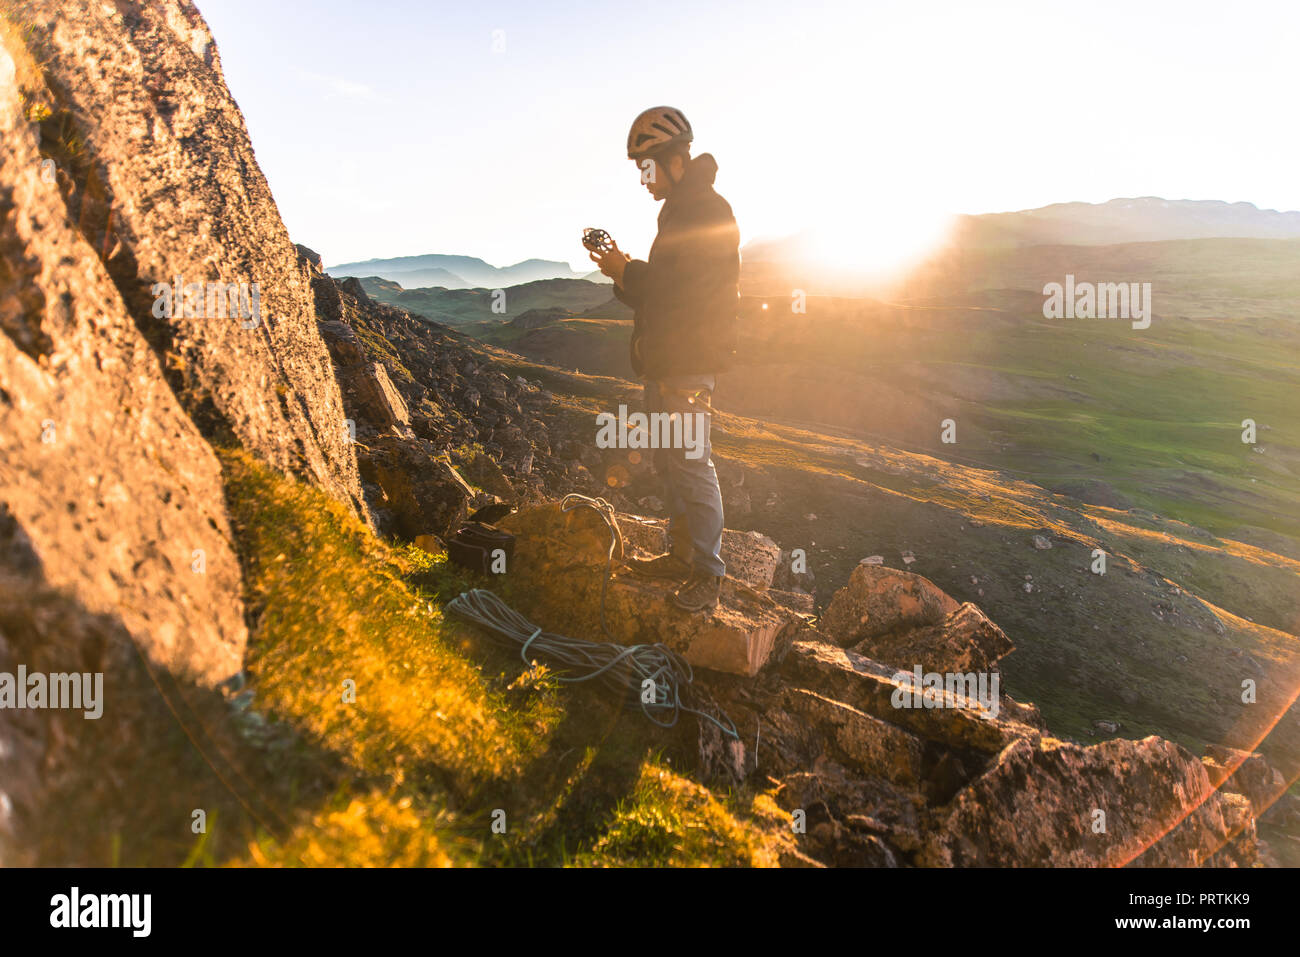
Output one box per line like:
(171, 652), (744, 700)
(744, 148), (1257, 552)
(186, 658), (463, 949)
(494, 504), (802, 676)
(820, 563), (960, 647)
(0, 40), (246, 857)
(781, 641), (1039, 755)
(0, 36), (245, 684)
(357, 439), (476, 541)
(781, 688), (926, 789)
(918, 734), (1259, 867)
(850, 601), (1015, 675)
(14, 0), (370, 522)
(1202, 745), (1287, 818)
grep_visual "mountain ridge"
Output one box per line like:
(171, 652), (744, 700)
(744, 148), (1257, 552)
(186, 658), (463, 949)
(327, 252), (586, 289)
(742, 196), (1300, 268)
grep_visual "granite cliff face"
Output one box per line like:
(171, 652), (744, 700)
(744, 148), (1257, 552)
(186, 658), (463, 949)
(1, 11), (245, 685)
(0, 0), (370, 852)
(0, 2), (1292, 866)
(11, 0), (369, 518)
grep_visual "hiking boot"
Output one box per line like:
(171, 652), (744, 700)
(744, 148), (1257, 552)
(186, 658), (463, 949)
(672, 569), (722, 612)
(627, 552), (692, 581)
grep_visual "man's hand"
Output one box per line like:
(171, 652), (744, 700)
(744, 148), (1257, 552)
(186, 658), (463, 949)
(589, 240), (631, 286)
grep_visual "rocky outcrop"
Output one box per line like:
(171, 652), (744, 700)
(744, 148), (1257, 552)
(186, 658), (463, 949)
(14, 0), (369, 521)
(496, 504), (803, 677)
(1, 32), (247, 857)
(310, 275), (585, 507)
(703, 633), (1264, 868)
(435, 494), (1269, 867)
(313, 286), (490, 539)
(311, 277), (535, 539)
(820, 564), (960, 647)
(917, 735), (1242, 867)
(316, 318), (411, 436)
(0, 25), (245, 684)
(1201, 745), (1288, 819)
(852, 601), (1015, 676)
(689, 582), (1254, 867)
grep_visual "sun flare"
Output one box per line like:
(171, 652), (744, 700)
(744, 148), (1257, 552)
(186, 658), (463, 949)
(798, 207), (957, 279)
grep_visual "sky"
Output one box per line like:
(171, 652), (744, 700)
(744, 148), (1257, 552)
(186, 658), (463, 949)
(199, 0), (1300, 273)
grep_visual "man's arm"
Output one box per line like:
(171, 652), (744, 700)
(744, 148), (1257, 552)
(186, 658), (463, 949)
(591, 242), (642, 311)
(612, 271), (645, 312)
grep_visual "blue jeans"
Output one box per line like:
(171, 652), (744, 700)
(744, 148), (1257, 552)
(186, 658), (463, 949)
(643, 373), (726, 577)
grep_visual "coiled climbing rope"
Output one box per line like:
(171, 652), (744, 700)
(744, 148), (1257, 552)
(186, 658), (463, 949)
(446, 493), (738, 738)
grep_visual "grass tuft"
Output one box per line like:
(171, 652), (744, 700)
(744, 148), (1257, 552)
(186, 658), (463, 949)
(219, 447), (561, 798)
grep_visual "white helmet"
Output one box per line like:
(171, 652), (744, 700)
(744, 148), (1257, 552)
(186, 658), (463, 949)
(626, 106), (693, 160)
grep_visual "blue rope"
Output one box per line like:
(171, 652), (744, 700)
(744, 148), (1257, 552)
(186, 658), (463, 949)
(521, 626), (544, 662)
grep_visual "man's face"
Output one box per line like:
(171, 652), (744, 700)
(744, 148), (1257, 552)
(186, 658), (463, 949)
(637, 152), (684, 201)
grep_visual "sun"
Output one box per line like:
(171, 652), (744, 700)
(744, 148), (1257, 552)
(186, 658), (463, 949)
(800, 207), (957, 279)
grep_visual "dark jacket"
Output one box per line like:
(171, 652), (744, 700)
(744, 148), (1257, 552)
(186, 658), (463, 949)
(613, 153), (739, 380)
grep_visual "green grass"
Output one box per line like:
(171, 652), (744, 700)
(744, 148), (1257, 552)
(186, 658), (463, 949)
(238, 790), (466, 868)
(569, 761), (790, 867)
(220, 447), (561, 798)
(208, 449), (789, 867)
(20, 447), (792, 866)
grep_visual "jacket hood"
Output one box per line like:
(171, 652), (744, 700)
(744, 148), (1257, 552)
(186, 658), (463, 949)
(681, 152), (718, 190)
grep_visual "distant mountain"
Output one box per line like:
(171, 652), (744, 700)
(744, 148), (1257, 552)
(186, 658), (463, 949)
(744, 199), (1300, 266)
(357, 276), (406, 297)
(905, 236), (1300, 320)
(375, 267), (468, 288)
(957, 198), (1300, 248)
(496, 258), (589, 286)
(327, 253), (584, 289)
(357, 276), (621, 325)
(739, 197), (1300, 297)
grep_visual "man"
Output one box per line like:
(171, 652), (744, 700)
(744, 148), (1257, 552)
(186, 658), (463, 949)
(589, 106), (739, 612)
